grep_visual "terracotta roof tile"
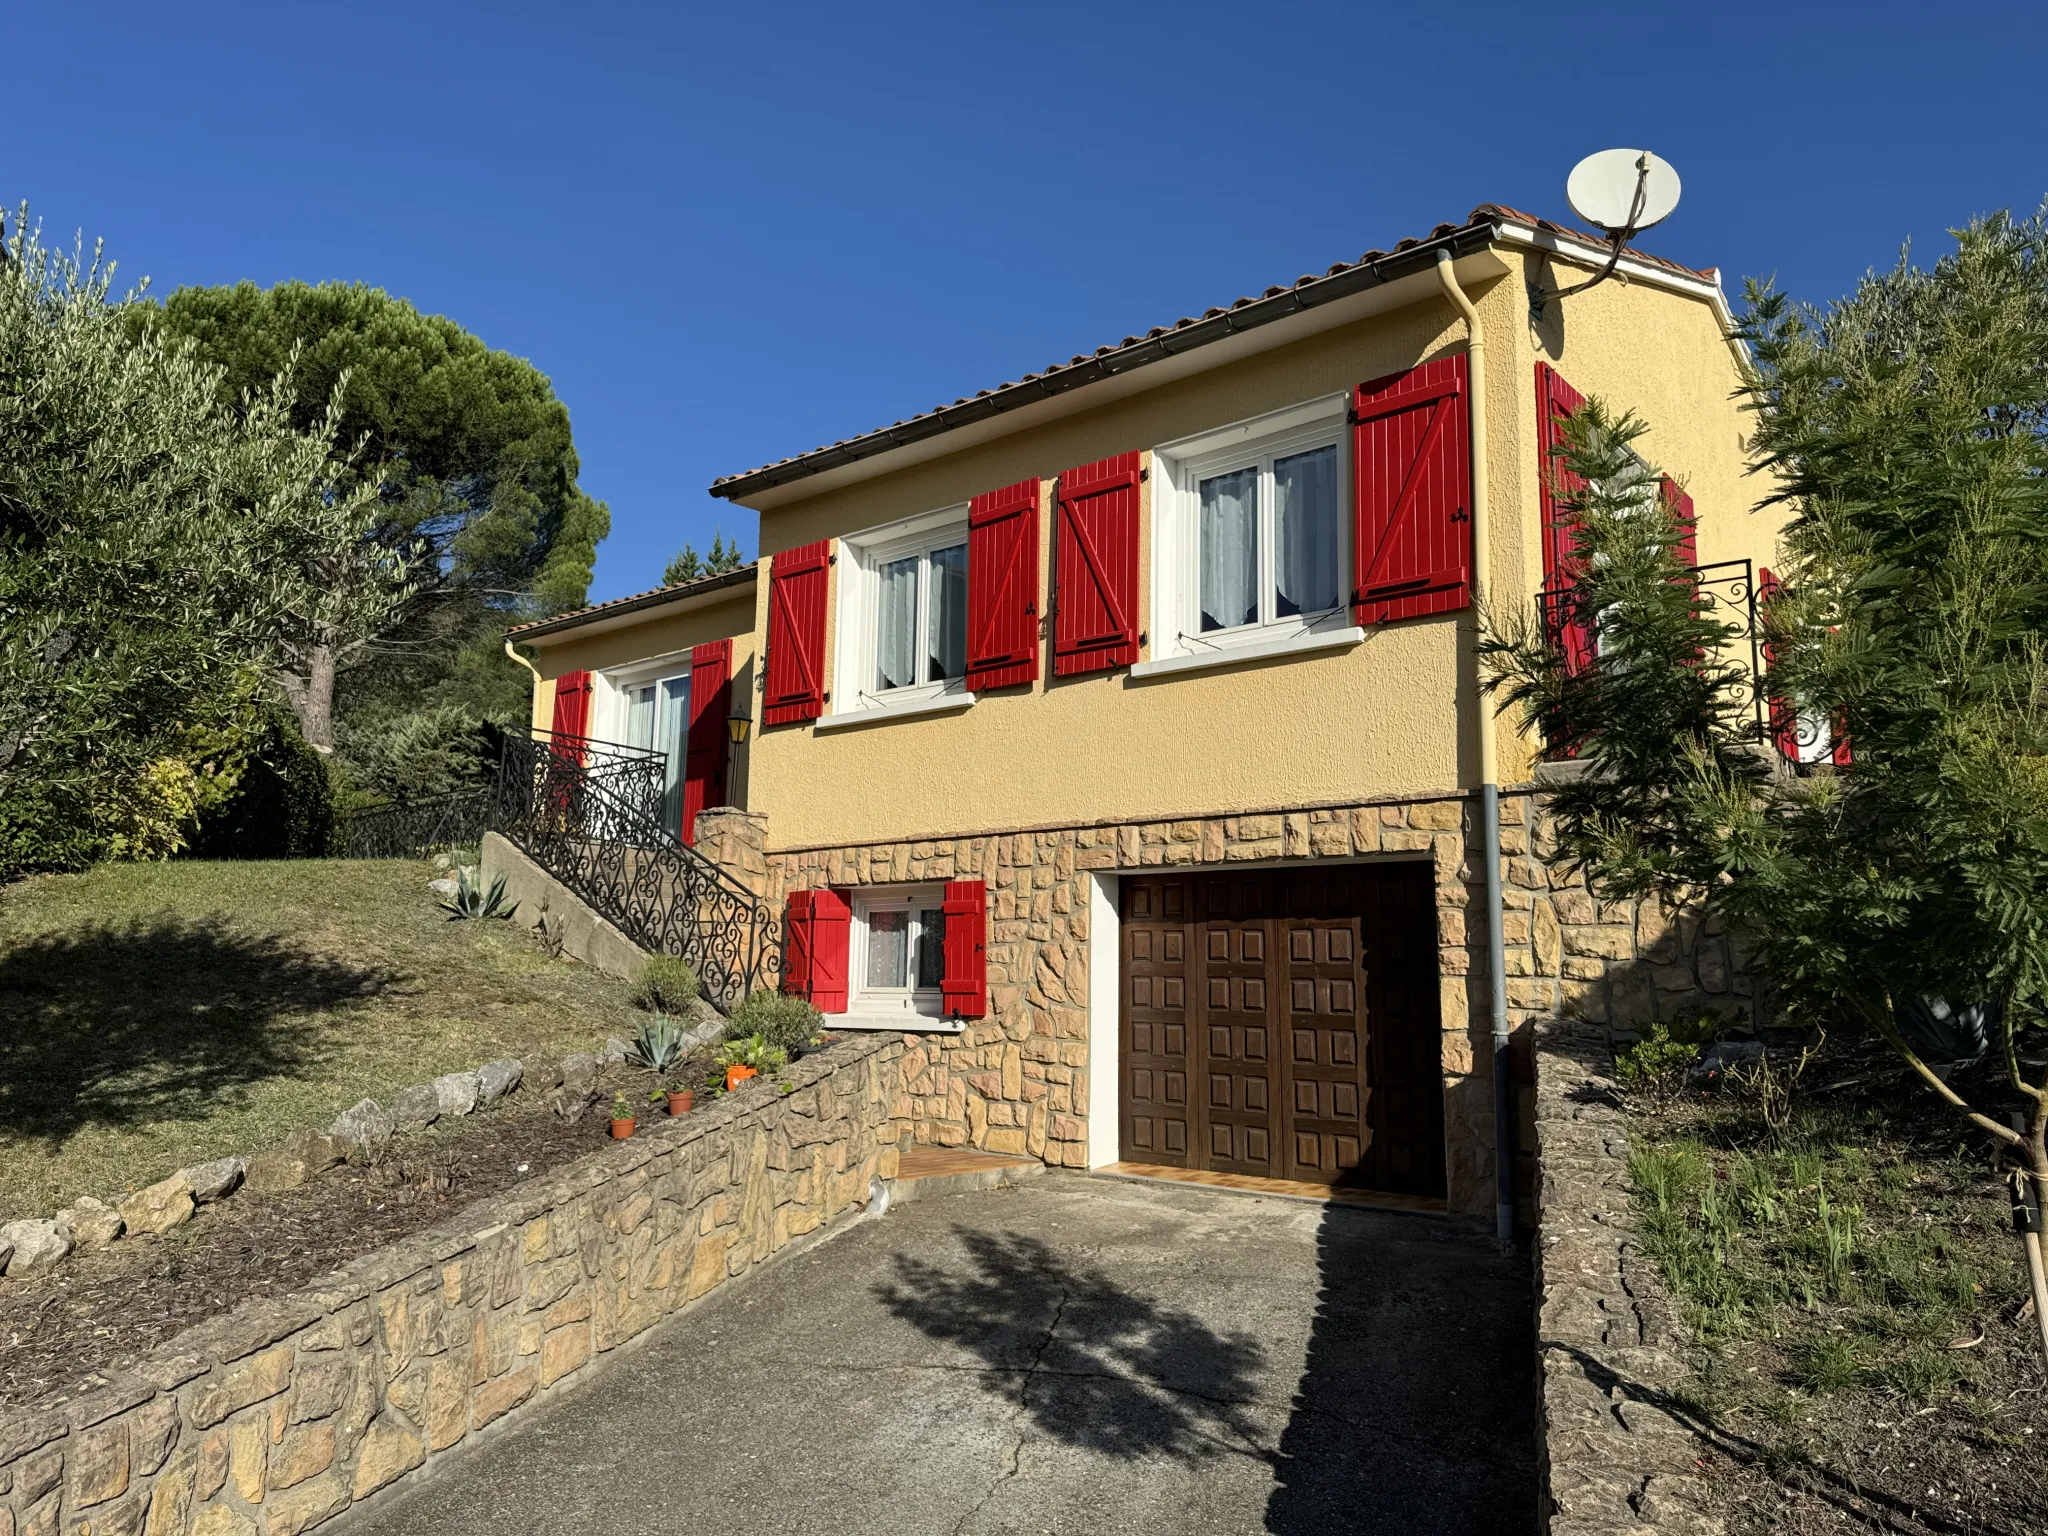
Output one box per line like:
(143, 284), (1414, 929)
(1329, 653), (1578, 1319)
(505, 561), (758, 640)
(709, 205), (1717, 500)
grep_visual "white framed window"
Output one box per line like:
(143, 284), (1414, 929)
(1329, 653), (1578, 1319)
(848, 885), (949, 1021)
(598, 656), (691, 833)
(1151, 397), (1352, 663)
(831, 506), (973, 720)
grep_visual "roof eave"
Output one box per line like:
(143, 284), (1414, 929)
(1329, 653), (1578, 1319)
(707, 219), (1506, 503)
(505, 563), (758, 645)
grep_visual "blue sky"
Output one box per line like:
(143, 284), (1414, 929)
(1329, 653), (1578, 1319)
(14, 1), (2045, 602)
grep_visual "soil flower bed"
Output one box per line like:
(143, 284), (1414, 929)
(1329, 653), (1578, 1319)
(1621, 1035), (2048, 1533)
(0, 1052), (722, 1406)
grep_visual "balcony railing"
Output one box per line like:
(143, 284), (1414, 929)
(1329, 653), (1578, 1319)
(1536, 558), (1793, 751)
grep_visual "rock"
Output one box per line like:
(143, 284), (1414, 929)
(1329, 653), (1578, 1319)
(550, 1085), (596, 1121)
(427, 876), (458, 897)
(559, 1053), (598, 1096)
(600, 1037), (631, 1065)
(432, 852), (454, 871)
(183, 1156), (245, 1204)
(0, 1218), (72, 1274)
(119, 1173), (196, 1236)
(56, 1195), (124, 1249)
(1692, 1040), (1765, 1082)
(476, 1059), (523, 1106)
(431, 1070), (480, 1117)
(244, 1128), (348, 1194)
(325, 1098), (395, 1158)
(389, 1083), (441, 1132)
(525, 1057), (563, 1092)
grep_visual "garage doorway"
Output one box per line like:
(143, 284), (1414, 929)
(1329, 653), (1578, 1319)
(1119, 863), (1446, 1198)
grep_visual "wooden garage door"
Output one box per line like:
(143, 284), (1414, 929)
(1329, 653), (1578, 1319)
(1120, 864), (1446, 1197)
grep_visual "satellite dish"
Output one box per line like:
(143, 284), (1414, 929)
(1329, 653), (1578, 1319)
(1567, 149), (1681, 235)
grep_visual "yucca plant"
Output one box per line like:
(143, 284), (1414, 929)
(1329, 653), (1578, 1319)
(627, 1013), (686, 1074)
(440, 865), (517, 920)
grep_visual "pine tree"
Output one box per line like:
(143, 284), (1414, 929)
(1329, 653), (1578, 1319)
(663, 531), (745, 587)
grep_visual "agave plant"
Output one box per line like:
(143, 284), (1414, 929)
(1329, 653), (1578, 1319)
(440, 866), (517, 921)
(627, 1012), (687, 1074)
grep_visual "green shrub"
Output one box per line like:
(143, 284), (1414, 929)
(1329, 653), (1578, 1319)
(1614, 1013), (1727, 1088)
(634, 955), (700, 1013)
(725, 989), (823, 1054)
(187, 710), (336, 859)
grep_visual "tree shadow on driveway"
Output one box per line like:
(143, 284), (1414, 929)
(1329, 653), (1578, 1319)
(0, 915), (397, 1145)
(875, 1226), (1271, 1465)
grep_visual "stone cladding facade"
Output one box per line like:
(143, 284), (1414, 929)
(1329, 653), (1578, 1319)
(0, 1036), (905, 1536)
(718, 786), (1757, 1221)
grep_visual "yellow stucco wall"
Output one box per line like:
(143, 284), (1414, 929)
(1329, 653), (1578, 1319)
(746, 285), (1500, 849)
(524, 240), (1778, 852)
(1495, 246), (1778, 779)
(519, 588), (759, 733)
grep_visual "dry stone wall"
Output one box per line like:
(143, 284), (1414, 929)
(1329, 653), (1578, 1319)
(1533, 1019), (1722, 1534)
(0, 1036), (906, 1536)
(745, 784), (1756, 1221)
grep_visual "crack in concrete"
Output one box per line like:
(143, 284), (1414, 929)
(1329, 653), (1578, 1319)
(949, 1286), (1069, 1536)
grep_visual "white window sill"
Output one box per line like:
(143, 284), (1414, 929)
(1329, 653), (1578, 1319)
(829, 1013), (967, 1035)
(1129, 624), (1366, 680)
(813, 690), (976, 732)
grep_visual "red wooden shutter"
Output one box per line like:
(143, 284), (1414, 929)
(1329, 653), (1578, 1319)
(1832, 715), (1853, 768)
(781, 889), (849, 1013)
(548, 670), (593, 765)
(1052, 452), (1141, 675)
(1660, 476), (1698, 569)
(967, 479), (1041, 691)
(941, 879), (987, 1019)
(1758, 567), (1801, 761)
(1535, 363), (1597, 673)
(782, 891), (816, 998)
(1351, 354), (1473, 625)
(680, 639), (732, 845)
(764, 540), (830, 725)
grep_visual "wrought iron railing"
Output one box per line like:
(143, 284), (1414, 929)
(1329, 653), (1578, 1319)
(340, 788), (496, 859)
(491, 728), (779, 1010)
(1537, 558), (1785, 747)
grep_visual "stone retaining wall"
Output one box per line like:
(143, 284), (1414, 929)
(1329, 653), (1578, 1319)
(0, 1036), (907, 1536)
(1533, 1019), (1721, 1534)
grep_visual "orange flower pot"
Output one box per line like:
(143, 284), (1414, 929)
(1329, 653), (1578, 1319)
(609, 1117), (636, 1139)
(725, 1064), (758, 1092)
(666, 1090), (694, 1116)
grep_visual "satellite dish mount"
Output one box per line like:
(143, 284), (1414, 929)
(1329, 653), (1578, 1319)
(1555, 148), (1682, 297)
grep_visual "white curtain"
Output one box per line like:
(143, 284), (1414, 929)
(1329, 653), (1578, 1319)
(928, 543), (968, 681)
(875, 554), (920, 691)
(1200, 467), (1260, 631)
(658, 674), (690, 832)
(624, 684), (656, 750)
(1274, 445), (1339, 617)
(866, 909), (909, 989)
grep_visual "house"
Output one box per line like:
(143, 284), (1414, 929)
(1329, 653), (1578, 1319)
(505, 203), (1776, 1227)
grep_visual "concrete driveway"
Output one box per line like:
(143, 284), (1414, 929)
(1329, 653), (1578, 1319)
(350, 1174), (1537, 1536)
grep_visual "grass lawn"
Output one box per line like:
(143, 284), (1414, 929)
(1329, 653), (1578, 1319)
(0, 857), (639, 1223)
(1622, 1039), (2048, 1530)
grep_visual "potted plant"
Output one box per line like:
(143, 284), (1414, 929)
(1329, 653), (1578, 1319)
(609, 1091), (636, 1139)
(665, 1077), (695, 1116)
(717, 1033), (786, 1093)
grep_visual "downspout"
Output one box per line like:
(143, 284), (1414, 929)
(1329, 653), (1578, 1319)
(1435, 250), (1514, 1245)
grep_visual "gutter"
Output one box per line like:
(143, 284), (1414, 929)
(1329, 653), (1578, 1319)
(708, 221), (1505, 503)
(1433, 250), (1515, 1246)
(504, 563), (758, 644)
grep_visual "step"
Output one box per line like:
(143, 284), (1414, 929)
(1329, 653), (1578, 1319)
(886, 1147), (1044, 1205)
